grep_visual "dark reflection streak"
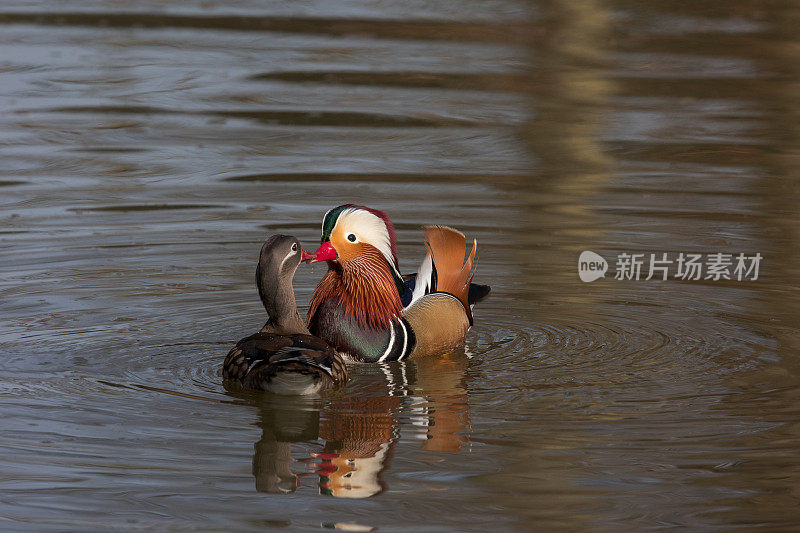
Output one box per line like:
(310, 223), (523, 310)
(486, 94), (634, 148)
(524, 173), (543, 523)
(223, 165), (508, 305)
(595, 210), (778, 222)
(75, 241), (259, 249)
(226, 172), (529, 184)
(68, 147), (150, 154)
(130, 383), (226, 402)
(0, 12), (524, 43)
(600, 187), (761, 198)
(614, 79), (777, 100)
(251, 71), (534, 92)
(19, 106), (478, 128)
(608, 143), (767, 166)
(69, 204), (226, 212)
(97, 379), (228, 403)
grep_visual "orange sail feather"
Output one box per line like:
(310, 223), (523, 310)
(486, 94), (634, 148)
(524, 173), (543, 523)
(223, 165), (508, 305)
(422, 225), (477, 323)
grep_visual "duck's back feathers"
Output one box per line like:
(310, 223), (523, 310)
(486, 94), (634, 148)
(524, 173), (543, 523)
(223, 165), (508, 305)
(223, 333), (347, 394)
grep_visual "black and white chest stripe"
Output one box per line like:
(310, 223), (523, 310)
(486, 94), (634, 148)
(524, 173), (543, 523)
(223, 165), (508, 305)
(377, 318), (416, 362)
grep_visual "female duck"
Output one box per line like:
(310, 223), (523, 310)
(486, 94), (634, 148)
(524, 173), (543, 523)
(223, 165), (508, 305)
(223, 234), (347, 394)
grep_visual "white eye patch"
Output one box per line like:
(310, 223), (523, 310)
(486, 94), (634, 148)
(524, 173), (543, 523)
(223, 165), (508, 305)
(338, 208), (396, 272)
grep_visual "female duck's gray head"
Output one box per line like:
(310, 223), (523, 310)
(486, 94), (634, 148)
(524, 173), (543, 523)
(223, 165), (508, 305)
(256, 234), (313, 334)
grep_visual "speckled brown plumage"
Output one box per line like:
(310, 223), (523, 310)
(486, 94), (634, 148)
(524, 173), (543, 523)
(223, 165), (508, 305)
(223, 332), (347, 390)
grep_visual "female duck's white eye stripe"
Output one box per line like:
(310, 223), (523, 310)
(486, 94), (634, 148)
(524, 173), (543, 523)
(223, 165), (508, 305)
(278, 250), (295, 273)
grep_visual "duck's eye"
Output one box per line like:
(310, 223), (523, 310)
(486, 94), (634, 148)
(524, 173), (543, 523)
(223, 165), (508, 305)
(291, 243), (298, 252)
(347, 233), (357, 243)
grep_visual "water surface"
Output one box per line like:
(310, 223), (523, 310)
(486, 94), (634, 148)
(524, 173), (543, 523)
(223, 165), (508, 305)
(2, 1), (800, 531)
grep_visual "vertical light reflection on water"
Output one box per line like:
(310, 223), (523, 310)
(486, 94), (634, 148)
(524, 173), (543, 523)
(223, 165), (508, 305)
(470, 1), (616, 527)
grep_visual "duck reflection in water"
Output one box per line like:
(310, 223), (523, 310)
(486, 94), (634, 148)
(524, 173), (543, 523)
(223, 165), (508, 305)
(246, 350), (472, 498)
(252, 400), (322, 494)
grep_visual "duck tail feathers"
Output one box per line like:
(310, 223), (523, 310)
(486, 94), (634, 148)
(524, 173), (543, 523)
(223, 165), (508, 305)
(422, 225), (477, 323)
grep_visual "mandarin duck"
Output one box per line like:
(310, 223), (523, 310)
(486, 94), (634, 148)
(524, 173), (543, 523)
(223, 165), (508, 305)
(223, 234), (348, 394)
(305, 205), (490, 362)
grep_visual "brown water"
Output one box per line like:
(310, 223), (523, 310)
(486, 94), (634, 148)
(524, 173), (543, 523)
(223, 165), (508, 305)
(2, 1), (800, 531)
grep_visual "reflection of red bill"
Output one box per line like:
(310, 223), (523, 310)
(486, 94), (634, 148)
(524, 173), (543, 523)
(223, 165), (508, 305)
(315, 465), (337, 477)
(311, 452), (339, 477)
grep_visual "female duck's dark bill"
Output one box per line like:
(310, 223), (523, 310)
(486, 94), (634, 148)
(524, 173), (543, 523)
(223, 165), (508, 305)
(301, 248), (316, 262)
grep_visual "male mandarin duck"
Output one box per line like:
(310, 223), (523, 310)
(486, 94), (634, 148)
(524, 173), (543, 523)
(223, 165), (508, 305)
(304, 205), (490, 362)
(223, 234), (348, 394)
